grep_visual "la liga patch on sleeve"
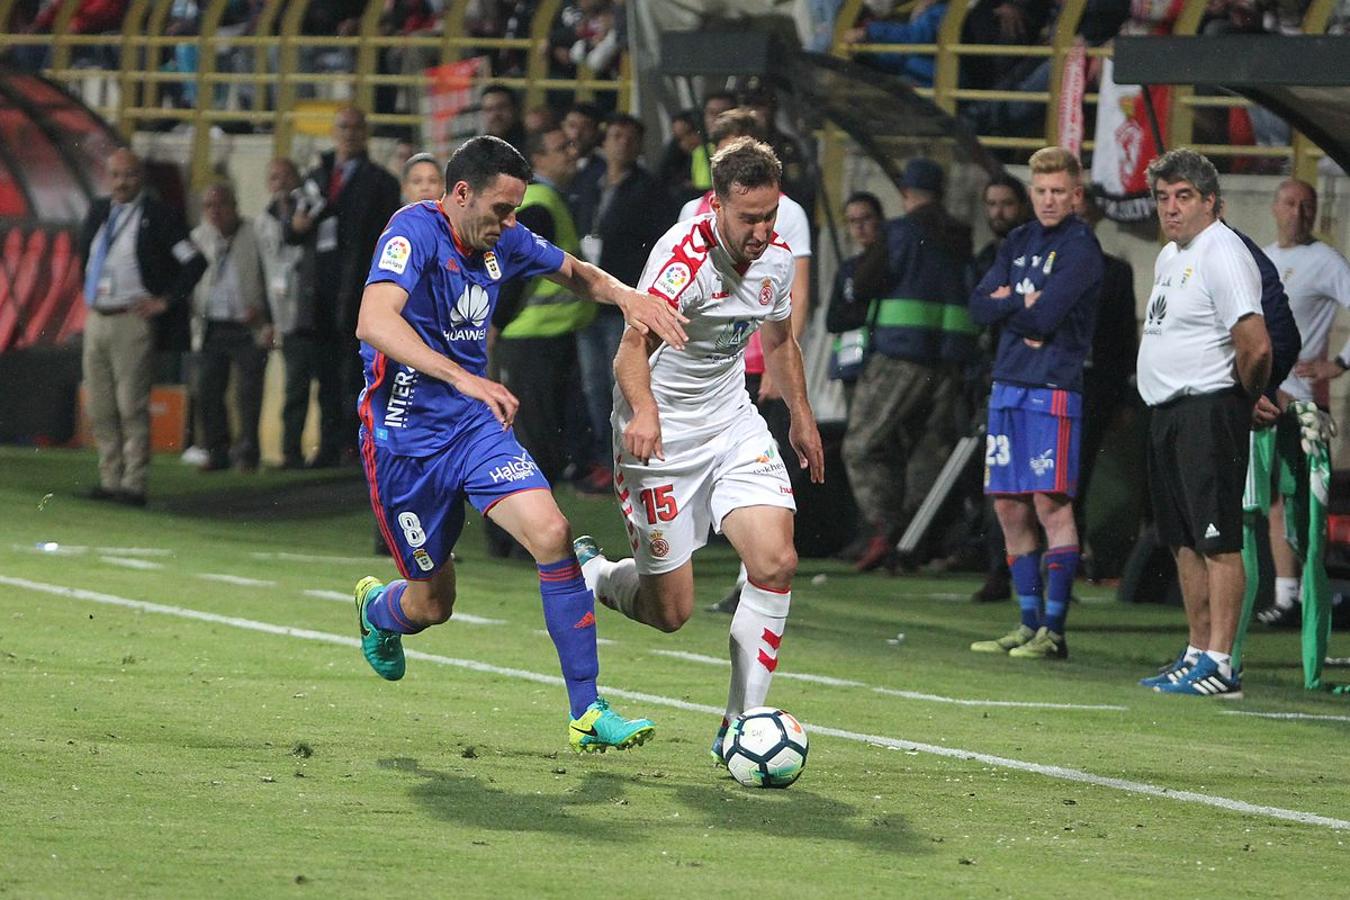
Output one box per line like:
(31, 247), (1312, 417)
(378, 236), (412, 274)
(654, 261), (691, 299)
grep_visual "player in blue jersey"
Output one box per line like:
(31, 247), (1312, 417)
(352, 135), (688, 753)
(967, 147), (1104, 661)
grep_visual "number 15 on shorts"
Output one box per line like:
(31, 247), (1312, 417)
(638, 485), (678, 524)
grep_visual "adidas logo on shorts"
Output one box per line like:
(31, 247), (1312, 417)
(1205, 523), (1221, 539)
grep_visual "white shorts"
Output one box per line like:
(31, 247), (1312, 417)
(613, 411), (796, 575)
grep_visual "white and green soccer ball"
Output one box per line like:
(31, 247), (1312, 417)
(723, 707), (808, 789)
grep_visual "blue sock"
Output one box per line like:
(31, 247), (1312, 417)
(1043, 545), (1079, 635)
(538, 556), (600, 719)
(1009, 551), (1043, 631)
(364, 580), (423, 634)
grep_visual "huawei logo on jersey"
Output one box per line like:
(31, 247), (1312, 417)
(443, 283), (490, 341)
(1143, 293), (1167, 336)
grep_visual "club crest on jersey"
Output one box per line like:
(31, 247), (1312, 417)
(649, 530), (670, 559)
(656, 262), (691, 298)
(378, 236), (411, 274)
(412, 549), (434, 572)
(484, 251), (502, 280)
(759, 277), (774, 306)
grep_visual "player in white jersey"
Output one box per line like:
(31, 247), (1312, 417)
(1256, 179), (1350, 627)
(574, 137), (825, 763)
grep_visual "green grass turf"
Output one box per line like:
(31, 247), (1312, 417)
(2, 446), (1348, 897)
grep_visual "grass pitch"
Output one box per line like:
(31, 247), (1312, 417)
(2, 447), (1348, 898)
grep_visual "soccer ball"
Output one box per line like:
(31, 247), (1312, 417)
(722, 707), (808, 789)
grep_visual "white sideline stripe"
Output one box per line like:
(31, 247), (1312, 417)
(1223, 711), (1350, 723)
(304, 589), (352, 601)
(197, 573), (277, 588)
(15, 544), (172, 558)
(650, 650), (1124, 710)
(95, 547), (174, 557)
(873, 686), (1127, 712)
(252, 551), (378, 565)
(533, 628), (615, 646)
(3, 574), (1346, 832)
(99, 556), (164, 570)
(302, 588), (508, 627)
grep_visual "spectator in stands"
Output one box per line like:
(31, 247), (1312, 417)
(376, 0), (443, 131)
(574, 112), (670, 493)
(16, 0), (128, 70)
(969, 173), (1031, 602)
(288, 106), (401, 468)
(300, 0), (364, 85)
(844, 0), (947, 88)
(466, 0), (532, 77)
(737, 81), (814, 215)
(189, 182), (271, 473)
(549, 0), (624, 111)
(481, 83), (528, 154)
(526, 104), (559, 135)
(401, 151), (444, 203)
(843, 158), (974, 573)
(78, 148), (205, 505)
(960, 0), (1053, 90)
(656, 109), (704, 206)
(825, 191), (885, 408)
(254, 157), (314, 470)
(562, 102), (605, 234)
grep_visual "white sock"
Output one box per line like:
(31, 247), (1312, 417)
(582, 554), (640, 620)
(1205, 649), (1233, 678)
(1184, 644), (1204, 663)
(1274, 576), (1301, 608)
(725, 580), (790, 722)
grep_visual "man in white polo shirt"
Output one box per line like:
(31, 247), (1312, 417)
(1255, 179), (1350, 627)
(1136, 149), (1272, 699)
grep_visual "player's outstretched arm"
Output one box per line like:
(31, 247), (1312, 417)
(356, 282), (519, 428)
(547, 252), (689, 349)
(759, 318), (824, 484)
(614, 327), (664, 464)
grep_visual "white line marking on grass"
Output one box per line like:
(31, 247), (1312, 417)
(650, 650), (1122, 709)
(94, 547), (174, 557)
(304, 589), (352, 601)
(873, 686), (1127, 711)
(5, 574), (1346, 832)
(99, 556), (164, 570)
(1223, 711), (1350, 723)
(197, 573), (277, 588)
(15, 543), (172, 558)
(252, 551), (377, 565)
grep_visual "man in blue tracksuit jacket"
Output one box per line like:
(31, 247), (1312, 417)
(967, 147), (1104, 661)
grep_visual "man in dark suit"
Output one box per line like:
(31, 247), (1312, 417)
(78, 148), (205, 506)
(289, 106), (401, 467)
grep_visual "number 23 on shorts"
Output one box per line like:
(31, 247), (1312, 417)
(985, 434), (1011, 467)
(638, 485), (678, 524)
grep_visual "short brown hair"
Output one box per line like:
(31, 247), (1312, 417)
(711, 136), (782, 199)
(710, 108), (762, 145)
(1029, 146), (1081, 179)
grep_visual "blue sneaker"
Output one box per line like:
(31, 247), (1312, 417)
(1139, 649), (1193, 688)
(568, 697), (655, 753)
(1154, 654), (1243, 699)
(355, 576), (405, 681)
(711, 723), (728, 766)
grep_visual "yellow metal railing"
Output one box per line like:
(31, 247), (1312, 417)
(3, 0), (632, 188)
(833, 0), (1333, 173)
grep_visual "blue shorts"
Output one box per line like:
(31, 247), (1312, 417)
(361, 418), (551, 580)
(984, 382), (1082, 497)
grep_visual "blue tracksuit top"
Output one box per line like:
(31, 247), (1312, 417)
(969, 215), (1104, 393)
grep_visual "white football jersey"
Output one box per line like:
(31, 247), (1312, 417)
(1262, 240), (1350, 404)
(613, 213), (794, 440)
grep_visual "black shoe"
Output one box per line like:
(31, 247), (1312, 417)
(117, 491), (147, 508)
(707, 585), (741, 614)
(82, 486), (120, 502)
(1256, 602), (1301, 628)
(971, 571), (1012, 603)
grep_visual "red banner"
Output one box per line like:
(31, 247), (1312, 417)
(1057, 42), (1086, 159)
(425, 57), (489, 159)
